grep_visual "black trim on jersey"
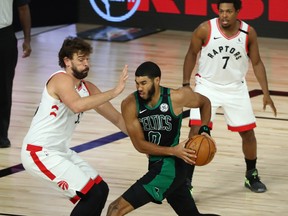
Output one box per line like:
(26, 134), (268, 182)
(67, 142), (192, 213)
(162, 88), (170, 98)
(239, 28), (248, 34)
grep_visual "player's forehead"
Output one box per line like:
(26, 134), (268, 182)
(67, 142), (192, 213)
(135, 76), (152, 84)
(73, 51), (88, 59)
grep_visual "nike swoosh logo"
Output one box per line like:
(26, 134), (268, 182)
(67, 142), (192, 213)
(139, 109), (147, 114)
(214, 37), (221, 40)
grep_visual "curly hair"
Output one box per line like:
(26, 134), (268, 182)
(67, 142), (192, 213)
(58, 36), (93, 68)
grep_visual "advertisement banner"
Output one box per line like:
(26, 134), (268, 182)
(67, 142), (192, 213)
(78, 0), (288, 39)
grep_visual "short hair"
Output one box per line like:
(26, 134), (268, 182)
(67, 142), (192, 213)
(217, 0), (242, 11)
(135, 61), (161, 79)
(58, 36), (93, 68)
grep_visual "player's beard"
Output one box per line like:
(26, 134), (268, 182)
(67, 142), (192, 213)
(141, 83), (156, 103)
(72, 65), (89, 80)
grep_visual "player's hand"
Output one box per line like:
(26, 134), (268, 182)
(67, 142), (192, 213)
(200, 133), (216, 144)
(173, 139), (197, 165)
(22, 41), (32, 58)
(113, 65), (128, 96)
(263, 95), (277, 117)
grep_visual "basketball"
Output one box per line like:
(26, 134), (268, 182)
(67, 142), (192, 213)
(185, 135), (216, 166)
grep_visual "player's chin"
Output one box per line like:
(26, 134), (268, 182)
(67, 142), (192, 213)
(220, 20), (229, 27)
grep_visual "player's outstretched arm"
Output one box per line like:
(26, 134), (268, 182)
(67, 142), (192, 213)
(52, 65), (128, 113)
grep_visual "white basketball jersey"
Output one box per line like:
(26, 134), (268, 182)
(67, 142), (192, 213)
(197, 18), (250, 85)
(23, 71), (90, 152)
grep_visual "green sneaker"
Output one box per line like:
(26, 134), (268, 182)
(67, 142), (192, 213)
(244, 168), (267, 193)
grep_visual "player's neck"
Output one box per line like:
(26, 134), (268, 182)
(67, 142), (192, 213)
(66, 70), (83, 88)
(147, 88), (161, 108)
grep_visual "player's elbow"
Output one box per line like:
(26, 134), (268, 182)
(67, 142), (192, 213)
(204, 95), (211, 107)
(134, 146), (145, 153)
(69, 103), (86, 114)
(133, 143), (147, 154)
(199, 94), (211, 107)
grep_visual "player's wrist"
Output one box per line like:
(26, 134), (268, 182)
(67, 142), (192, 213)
(182, 82), (190, 87)
(198, 125), (210, 136)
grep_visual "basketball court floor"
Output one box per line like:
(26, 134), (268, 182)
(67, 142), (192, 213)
(0, 23), (287, 216)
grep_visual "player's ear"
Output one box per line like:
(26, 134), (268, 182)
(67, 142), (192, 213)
(154, 76), (160, 85)
(63, 57), (71, 68)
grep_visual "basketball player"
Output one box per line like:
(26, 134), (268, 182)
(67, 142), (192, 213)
(107, 61), (219, 216)
(182, 0), (277, 193)
(21, 37), (128, 216)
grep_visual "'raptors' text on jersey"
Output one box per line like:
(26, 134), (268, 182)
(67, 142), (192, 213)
(197, 18), (250, 85)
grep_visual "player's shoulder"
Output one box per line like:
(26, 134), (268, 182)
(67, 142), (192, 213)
(48, 71), (73, 84)
(196, 20), (209, 31)
(200, 20), (210, 27)
(171, 86), (192, 101)
(194, 20), (210, 38)
(248, 25), (257, 35)
(50, 70), (68, 78)
(122, 92), (136, 106)
(247, 25), (258, 43)
(47, 71), (67, 82)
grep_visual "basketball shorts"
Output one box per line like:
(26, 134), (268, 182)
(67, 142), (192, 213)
(123, 157), (189, 208)
(190, 76), (256, 132)
(21, 144), (100, 203)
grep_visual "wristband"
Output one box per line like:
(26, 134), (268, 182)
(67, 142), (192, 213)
(198, 125), (210, 136)
(182, 83), (190, 87)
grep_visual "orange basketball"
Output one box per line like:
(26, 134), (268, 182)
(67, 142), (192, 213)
(185, 135), (216, 166)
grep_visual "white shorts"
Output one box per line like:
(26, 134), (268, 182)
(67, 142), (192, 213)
(21, 144), (100, 204)
(189, 76), (256, 132)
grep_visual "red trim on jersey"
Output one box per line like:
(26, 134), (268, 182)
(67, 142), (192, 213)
(26, 144), (56, 180)
(82, 81), (91, 96)
(94, 175), (103, 184)
(77, 82), (83, 91)
(203, 20), (211, 47)
(228, 122), (256, 132)
(245, 25), (250, 54)
(70, 195), (80, 204)
(189, 119), (213, 129)
(69, 177), (102, 204)
(80, 178), (95, 195)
